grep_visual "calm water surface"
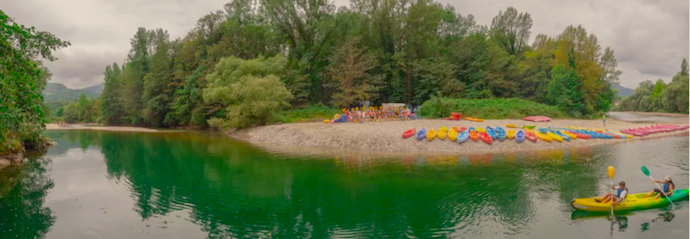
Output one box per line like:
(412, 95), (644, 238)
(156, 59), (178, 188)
(0, 130), (687, 238)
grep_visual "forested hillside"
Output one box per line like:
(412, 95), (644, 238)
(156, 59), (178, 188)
(42, 83), (99, 112)
(616, 59), (689, 113)
(99, 0), (624, 128)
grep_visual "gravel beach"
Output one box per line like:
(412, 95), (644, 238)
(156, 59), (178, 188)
(240, 118), (689, 156)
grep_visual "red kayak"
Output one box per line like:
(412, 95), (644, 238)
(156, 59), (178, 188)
(524, 130), (537, 142)
(480, 132), (492, 145)
(459, 126), (467, 132)
(567, 131), (591, 139)
(402, 128), (416, 139)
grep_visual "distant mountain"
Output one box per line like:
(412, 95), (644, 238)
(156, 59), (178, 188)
(614, 84), (634, 97)
(80, 83), (104, 95)
(42, 83), (100, 108)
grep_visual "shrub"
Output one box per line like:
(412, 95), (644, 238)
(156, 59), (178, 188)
(281, 104), (341, 123)
(419, 97), (566, 119)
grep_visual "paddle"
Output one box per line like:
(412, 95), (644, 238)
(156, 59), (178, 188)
(608, 166), (615, 220)
(641, 166), (675, 207)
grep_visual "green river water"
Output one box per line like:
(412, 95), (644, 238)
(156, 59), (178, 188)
(0, 130), (687, 238)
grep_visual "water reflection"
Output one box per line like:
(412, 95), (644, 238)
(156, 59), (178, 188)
(44, 131), (605, 238)
(15, 130), (686, 238)
(641, 212), (676, 232)
(0, 155), (55, 238)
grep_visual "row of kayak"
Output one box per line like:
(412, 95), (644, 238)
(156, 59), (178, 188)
(620, 124), (689, 136)
(400, 125), (679, 145)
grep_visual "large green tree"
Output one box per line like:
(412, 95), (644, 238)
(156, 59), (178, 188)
(1, 10), (70, 152)
(490, 6), (532, 55)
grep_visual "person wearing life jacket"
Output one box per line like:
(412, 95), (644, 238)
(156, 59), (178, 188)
(646, 175), (674, 199)
(597, 181), (628, 204)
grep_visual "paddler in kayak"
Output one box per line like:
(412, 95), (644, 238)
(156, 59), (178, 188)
(595, 181), (628, 204)
(645, 175), (674, 199)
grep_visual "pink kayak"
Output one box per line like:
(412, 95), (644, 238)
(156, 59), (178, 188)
(621, 124), (688, 136)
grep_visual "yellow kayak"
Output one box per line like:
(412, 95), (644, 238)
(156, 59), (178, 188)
(560, 130), (577, 139)
(572, 189), (689, 212)
(611, 130), (633, 138)
(448, 129), (458, 141)
(535, 131), (553, 142)
(506, 124), (518, 128)
(477, 127), (486, 133)
(506, 129), (516, 139)
(437, 130), (447, 140)
(427, 129), (436, 141)
(439, 126), (448, 132)
(546, 132), (563, 142)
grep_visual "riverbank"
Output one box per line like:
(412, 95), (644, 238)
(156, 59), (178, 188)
(0, 137), (54, 170)
(46, 123), (161, 132)
(234, 118), (689, 156)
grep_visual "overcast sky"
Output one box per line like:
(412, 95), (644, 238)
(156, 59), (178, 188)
(3, 0), (688, 89)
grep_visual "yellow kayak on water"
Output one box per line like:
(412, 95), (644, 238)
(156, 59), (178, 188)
(437, 130), (447, 140)
(477, 127), (486, 133)
(535, 131), (553, 142)
(427, 129), (436, 141)
(506, 129), (516, 139)
(572, 189), (689, 212)
(546, 132), (563, 142)
(448, 129), (458, 141)
(560, 130), (577, 139)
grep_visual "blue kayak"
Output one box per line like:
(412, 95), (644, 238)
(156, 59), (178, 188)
(496, 127), (506, 141)
(457, 131), (469, 144)
(515, 130), (525, 143)
(416, 128), (427, 140)
(553, 130), (570, 141)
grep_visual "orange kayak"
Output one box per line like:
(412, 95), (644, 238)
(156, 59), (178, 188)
(469, 130), (479, 142)
(465, 117), (484, 122)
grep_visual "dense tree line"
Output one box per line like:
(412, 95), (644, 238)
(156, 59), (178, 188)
(99, 0), (623, 128)
(54, 94), (101, 123)
(617, 59), (689, 113)
(1, 10), (70, 152)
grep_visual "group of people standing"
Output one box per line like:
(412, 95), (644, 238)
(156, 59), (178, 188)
(335, 105), (420, 123)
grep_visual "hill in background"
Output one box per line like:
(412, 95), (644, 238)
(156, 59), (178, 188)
(614, 84), (634, 97)
(43, 83), (103, 111)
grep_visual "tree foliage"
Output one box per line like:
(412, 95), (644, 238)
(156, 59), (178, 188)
(618, 59), (689, 113)
(203, 55), (292, 128)
(1, 10), (70, 152)
(97, 1), (626, 130)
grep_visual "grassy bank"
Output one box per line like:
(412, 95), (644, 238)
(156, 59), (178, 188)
(280, 105), (341, 123)
(419, 98), (566, 119)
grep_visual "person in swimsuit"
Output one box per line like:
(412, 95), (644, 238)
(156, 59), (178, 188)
(646, 175), (674, 199)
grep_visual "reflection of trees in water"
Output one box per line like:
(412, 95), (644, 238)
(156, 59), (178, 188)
(44, 131), (104, 156)
(94, 131), (607, 238)
(0, 155), (55, 239)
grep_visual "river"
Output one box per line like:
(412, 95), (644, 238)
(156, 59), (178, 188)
(0, 130), (687, 238)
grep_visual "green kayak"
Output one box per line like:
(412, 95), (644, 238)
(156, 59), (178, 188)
(571, 188), (689, 212)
